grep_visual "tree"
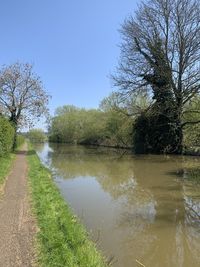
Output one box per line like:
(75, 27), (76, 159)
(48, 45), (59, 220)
(0, 63), (49, 147)
(49, 105), (106, 145)
(113, 0), (200, 153)
(100, 92), (149, 148)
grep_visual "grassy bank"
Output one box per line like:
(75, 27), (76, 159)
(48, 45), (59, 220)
(27, 145), (107, 267)
(0, 154), (14, 186)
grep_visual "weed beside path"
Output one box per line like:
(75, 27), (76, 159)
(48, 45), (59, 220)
(0, 136), (26, 188)
(0, 154), (15, 186)
(28, 146), (107, 267)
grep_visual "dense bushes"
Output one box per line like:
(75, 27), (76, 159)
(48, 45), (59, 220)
(0, 117), (25, 156)
(0, 117), (15, 156)
(49, 105), (133, 148)
(133, 109), (181, 154)
(48, 93), (200, 153)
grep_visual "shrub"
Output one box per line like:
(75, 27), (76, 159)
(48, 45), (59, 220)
(0, 117), (15, 156)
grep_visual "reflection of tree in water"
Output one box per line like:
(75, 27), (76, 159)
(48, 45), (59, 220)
(183, 181), (200, 224)
(181, 182), (200, 264)
(48, 143), (134, 181)
(114, 158), (200, 267)
(41, 143), (200, 267)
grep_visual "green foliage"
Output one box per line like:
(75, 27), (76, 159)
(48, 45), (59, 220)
(184, 123), (200, 149)
(49, 104), (133, 148)
(0, 154), (15, 185)
(16, 135), (25, 149)
(28, 145), (107, 267)
(99, 92), (120, 112)
(28, 129), (46, 143)
(103, 110), (133, 147)
(183, 98), (200, 150)
(133, 108), (181, 154)
(78, 109), (106, 144)
(49, 106), (82, 143)
(0, 116), (15, 156)
(0, 116), (15, 185)
(49, 91), (199, 153)
(133, 113), (150, 154)
(49, 107), (107, 145)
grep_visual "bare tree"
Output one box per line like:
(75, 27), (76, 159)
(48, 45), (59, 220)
(0, 63), (50, 145)
(113, 0), (200, 153)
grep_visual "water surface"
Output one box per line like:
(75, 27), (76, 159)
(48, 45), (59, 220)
(35, 143), (200, 267)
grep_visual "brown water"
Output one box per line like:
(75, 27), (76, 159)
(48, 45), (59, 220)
(35, 143), (200, 267)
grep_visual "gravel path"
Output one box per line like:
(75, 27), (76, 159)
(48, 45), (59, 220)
(0, 144), (36, 267)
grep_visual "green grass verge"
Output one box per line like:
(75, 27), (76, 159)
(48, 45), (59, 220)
(27, 146), (107, 267)
(0, 154), (15, 185)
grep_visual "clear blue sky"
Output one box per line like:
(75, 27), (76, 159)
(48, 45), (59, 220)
(0, 0), (138, 127)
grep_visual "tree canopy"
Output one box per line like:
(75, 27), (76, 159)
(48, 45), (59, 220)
(113, 0), (200, 153)
(0, 63), (49, 129)
(49, 104), (133, 148)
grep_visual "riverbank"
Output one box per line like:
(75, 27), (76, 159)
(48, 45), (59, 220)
(49, 140), (133, 150)
(49, 141), (200, 156)
(27, 145), (107, 267)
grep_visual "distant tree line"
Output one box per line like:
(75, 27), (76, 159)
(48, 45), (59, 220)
(48, 90), (200, 153)
(49, 100), (133, 148)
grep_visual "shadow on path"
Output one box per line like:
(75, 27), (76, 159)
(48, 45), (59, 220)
(14, 150), (35, 156)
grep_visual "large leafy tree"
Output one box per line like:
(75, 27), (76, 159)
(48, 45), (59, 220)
(0, 63), (49, 147)
(0, 63), (49, 127)
(113, 0), (200, 153)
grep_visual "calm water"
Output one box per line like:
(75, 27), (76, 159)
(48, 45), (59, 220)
(35, 143), (200, 267)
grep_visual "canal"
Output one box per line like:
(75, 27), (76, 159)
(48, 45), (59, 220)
(35, 142), (200, 267)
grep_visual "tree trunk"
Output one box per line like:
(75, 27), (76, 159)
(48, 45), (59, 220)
(9, 113), (18, 150)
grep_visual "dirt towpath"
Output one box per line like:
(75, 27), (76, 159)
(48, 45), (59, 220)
(0, 143), (36, 266)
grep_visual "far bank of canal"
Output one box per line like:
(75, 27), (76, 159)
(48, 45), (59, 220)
(34, 142), (200, 267)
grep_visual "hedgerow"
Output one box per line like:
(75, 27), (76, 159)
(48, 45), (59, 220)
(0, 117), (15, 156)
